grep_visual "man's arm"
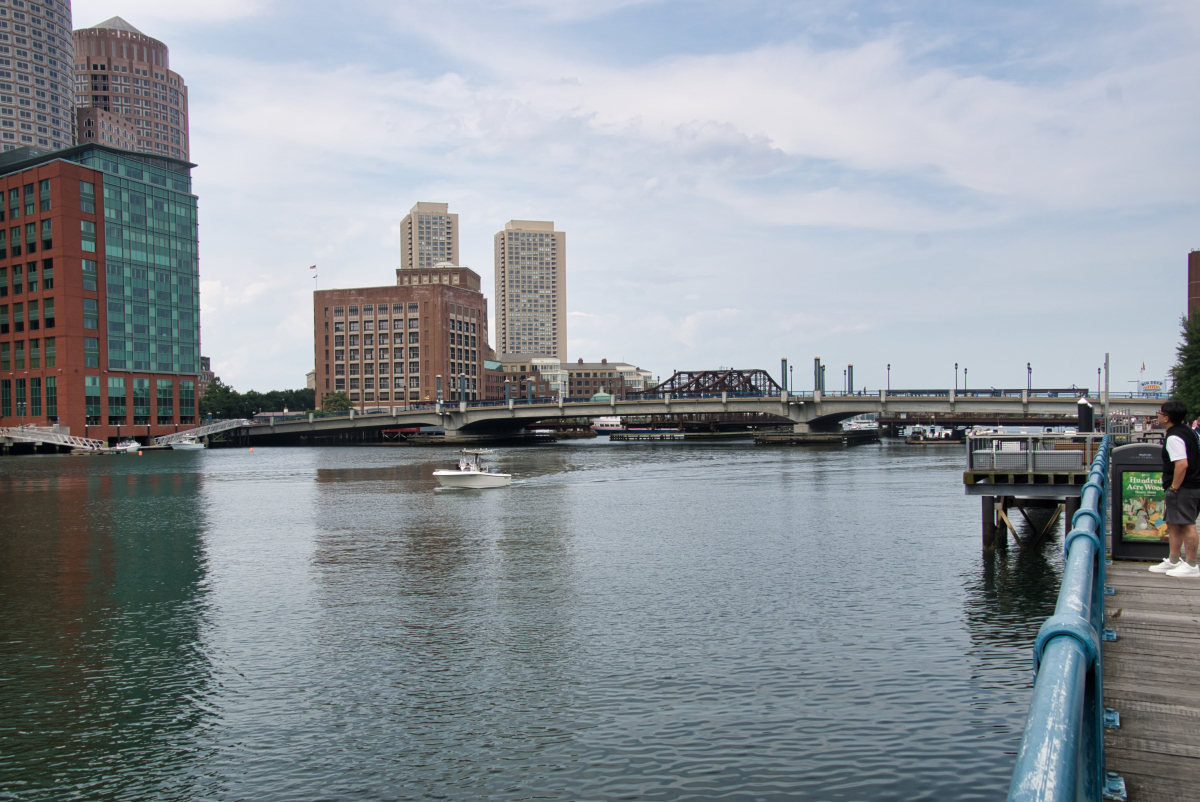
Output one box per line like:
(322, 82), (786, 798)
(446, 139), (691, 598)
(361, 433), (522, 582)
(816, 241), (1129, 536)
(1173, 459), (1188, 491)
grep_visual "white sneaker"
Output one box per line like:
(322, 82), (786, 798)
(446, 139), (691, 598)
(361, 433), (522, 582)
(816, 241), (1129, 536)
(1166, 561), (1200, 578)
(1149, 558), (1181, 573)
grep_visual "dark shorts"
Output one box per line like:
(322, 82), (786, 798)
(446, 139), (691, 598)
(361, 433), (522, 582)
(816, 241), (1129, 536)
(1165, 487), (1200, 525)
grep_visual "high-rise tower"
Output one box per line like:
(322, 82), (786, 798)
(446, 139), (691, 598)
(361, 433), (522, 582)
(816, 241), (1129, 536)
(72, 17), (189, 161)
(399, 202), (459, 271)
(0, 0), (74, 153)
(494, 220), (566, 361)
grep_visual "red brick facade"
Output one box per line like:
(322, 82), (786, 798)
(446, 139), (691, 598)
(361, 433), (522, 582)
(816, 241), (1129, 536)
(314, 266), (489, 410)
(0, 147), (200, 444)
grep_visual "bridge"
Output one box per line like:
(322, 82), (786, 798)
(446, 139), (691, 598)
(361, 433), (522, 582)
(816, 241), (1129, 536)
(239, 389), (1162, 443)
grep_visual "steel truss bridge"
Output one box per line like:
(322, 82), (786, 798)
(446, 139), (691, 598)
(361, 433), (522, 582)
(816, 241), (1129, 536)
(239, 389), (1162, 443)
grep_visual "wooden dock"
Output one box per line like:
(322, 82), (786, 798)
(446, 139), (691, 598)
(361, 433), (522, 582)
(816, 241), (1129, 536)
(1104, 562), (1200, 800)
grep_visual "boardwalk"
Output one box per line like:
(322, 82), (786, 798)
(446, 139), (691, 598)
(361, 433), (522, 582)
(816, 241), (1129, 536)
(1104, 563), (1200, 801)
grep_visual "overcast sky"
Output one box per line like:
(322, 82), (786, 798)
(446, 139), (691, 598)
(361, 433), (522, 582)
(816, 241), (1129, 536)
(74, 0), (1200, 393)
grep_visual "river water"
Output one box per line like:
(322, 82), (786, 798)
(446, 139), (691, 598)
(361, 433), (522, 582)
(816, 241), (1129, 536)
(0, 440), (1064, 802)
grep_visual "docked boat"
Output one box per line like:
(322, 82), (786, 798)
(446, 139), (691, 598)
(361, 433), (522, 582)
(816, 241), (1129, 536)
(170, 437), (205, 450)
(905, 426), (962, 444)
(592, 416), (623, 433)
(433, 449), (511, 488)
(110, 440), (140, 453)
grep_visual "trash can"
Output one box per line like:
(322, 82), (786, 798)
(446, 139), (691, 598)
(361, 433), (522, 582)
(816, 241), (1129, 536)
(1111, 442), (1169, 561)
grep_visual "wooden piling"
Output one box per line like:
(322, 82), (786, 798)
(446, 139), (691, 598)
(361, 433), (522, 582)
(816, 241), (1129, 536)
(982, 495), (997, 550)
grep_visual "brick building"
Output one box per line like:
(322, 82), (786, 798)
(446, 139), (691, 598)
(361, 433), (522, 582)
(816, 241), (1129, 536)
(567, 358), (653, 398)
(0, 143), (201, 443)
(314, 265), (488, 411)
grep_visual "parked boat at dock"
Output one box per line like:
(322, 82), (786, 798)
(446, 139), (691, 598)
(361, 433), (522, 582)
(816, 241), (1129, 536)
(170, 437), (205, 450)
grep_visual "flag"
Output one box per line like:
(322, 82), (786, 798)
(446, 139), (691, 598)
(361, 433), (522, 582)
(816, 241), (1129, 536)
(1141, 362), (1146, 374)
(309, 265), (316, 270)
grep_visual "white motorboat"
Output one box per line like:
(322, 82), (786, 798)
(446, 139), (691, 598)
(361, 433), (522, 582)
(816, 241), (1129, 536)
(433, 449), (511, 488)
(111, 440), (140, 453)
(170, 437), (205, 450)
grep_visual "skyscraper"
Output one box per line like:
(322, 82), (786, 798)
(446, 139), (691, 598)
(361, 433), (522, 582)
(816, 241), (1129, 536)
(494, 219), (566, 361)
(399, 202), (459, 271)
(72, 17), (189, 161)
(0, 0), (74, 153)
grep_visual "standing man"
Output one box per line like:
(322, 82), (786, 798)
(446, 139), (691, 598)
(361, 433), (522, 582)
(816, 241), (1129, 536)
(1149, 400), (1200, 576)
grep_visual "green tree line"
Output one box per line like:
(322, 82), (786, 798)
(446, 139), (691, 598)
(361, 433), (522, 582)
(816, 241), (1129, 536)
(199, 377), (316, 419)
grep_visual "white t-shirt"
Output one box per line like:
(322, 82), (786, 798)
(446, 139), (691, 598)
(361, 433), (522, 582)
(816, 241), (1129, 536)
(1167, 434), (1188, 463)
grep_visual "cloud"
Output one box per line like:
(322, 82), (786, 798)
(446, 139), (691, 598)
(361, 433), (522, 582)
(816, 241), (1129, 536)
(158, 1), (1200, 390)
(71, 0), (274, 29)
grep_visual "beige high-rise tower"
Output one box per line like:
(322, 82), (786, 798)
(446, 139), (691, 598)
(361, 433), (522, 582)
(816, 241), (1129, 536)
(72, 17), (190, 160)
(0, 0), (74, 153)
(399, 201), (459, 271)
(494, 220), (566, 361)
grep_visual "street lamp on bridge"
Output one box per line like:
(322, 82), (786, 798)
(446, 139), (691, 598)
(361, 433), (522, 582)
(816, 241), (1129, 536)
(1027, 363), (1032, 392)
(955, 363), (958, 392)
(887, 364), (890, 392)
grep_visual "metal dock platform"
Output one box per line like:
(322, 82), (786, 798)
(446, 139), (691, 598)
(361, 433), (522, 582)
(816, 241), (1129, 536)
(1104, 563), (1200, 801)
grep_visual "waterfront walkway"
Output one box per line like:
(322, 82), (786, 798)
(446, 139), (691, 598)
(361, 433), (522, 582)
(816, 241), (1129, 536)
(1105, 563), (1200, 800)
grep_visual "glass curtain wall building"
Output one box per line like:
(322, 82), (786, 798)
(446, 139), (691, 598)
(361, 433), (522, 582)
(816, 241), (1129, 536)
(68, 146), (198, 374)
(0, 142), (199, 443)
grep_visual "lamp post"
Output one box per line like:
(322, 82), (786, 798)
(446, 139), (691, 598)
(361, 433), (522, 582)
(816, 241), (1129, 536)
(954, 362), (958, 393)
(843, 368), (847, 394)
(17, 400), (25, 428)
(964, 367), (968, 391)
(887, 364), (890, 392)
(1027, 362), (1032, 392)
(1097, 367), (1101, 397)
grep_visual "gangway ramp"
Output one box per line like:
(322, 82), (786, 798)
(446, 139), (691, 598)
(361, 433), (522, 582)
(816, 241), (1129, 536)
(154, 418), (255, 445)
(0, 427), (105, 452)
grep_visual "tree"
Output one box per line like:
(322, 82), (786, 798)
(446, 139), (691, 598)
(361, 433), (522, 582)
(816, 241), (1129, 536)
(200, 377), (319, 418)
(1171, 314), (1200, 419)
(321, 391), (353, 412)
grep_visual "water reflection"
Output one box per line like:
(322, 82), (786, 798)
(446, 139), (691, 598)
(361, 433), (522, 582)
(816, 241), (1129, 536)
(0, 456), (212, 800)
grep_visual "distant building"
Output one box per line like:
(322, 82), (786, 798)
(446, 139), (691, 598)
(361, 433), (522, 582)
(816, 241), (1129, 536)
(198, 355), (214, 398)
(1190, 250), (1200, 318)
(72, 17), (190, 161)
(0, 144), (200, 443)
(399, 202), (459, 271)
(313, 265), (488, 411)
(494, 219), (566, 361)
(305, 370), (315, 390)
(483, 359), (504, 400)
(0, 1), (72, 153)
(498, 353), (566, 398)
(567, 358), (652, 398)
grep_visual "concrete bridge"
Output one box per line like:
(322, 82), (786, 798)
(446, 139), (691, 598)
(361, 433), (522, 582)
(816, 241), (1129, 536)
(240, 390), (1162, 442)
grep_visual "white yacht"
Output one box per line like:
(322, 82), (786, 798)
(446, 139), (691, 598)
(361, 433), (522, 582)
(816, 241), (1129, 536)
(170, 437), (205, 450)
(591, 416), (623, 433)
(111, 440), (140, 454)
(433, 450), (511, 488)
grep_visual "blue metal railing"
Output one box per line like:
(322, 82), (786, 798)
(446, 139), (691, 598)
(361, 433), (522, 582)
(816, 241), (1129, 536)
(1007, 436), (1123, 802)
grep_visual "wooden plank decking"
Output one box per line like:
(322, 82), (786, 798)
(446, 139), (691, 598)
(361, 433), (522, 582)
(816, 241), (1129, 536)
(1104, 561), (1200, 801)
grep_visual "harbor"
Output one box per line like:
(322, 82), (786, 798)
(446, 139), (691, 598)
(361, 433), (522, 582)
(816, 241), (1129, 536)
(0, 440), (1076, 800)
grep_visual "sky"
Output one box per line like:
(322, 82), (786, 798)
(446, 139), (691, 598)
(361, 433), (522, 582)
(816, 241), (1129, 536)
(73, 0), (1200, 393)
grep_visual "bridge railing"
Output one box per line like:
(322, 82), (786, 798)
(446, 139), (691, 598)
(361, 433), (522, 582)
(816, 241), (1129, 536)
(1006, 436), (1122, 802)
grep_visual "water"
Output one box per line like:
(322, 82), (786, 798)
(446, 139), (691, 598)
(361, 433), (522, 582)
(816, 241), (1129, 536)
(0, 441), (1065, 801)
